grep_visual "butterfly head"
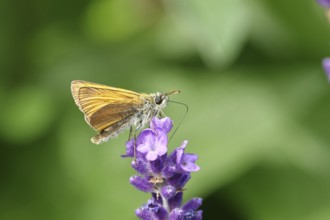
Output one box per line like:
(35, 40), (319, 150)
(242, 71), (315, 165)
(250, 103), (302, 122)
(154, 92), (169, 109)
(153, 90), (180, 109)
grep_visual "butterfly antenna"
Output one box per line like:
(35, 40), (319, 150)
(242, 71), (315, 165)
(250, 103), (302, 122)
(168, 100), (189, 141)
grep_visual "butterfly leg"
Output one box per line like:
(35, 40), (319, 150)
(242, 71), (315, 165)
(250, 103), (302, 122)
(128, 126), (134, 141)
(129, 126), (138, 161)
(132, 123), (143, 161)
(127, 126), (137, 160)
(159, 110), (166, 118)
(133, 132), (137, 161)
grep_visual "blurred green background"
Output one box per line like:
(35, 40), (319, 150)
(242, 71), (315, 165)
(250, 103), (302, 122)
(1, 0), (330, 219)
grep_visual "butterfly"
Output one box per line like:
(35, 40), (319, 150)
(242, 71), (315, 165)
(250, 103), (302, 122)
(71, 80), (180, 144)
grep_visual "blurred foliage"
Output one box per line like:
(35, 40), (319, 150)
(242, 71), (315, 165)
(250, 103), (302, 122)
(1, 0), (330, 220)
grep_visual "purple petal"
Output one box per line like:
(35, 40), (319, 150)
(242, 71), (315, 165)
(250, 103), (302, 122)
(137, 130), (156, 154)
(182, 197), (203, 212)
(180, 154), (200, 172)
(137, 144), (151, 154)
(130, 175), (154, 192)
(168, 148), (178, 162)
(322, 58), (330, 82)
(155, 131), (168, 156)
(175, 147), (184, 166)
(146, 151), (158, 161)
(180, 140), (188, 149)
(318, 0), (330, 7)
(163, 148), (181, 177)
(151, 117), (173, 133)
(175, 141), (188, 165)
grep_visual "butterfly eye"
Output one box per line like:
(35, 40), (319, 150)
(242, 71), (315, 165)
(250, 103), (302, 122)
(155, 95), (162, 105)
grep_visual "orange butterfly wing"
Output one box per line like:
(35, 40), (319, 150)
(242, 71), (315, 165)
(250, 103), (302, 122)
(71, 80), (145, 132)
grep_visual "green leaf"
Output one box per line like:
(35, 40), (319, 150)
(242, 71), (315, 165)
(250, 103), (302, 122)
(164, 0), (252, 68)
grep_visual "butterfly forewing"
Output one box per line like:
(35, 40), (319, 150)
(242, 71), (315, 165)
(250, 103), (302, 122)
(89, 103), (140, 131)
(71, 80), (144, 132)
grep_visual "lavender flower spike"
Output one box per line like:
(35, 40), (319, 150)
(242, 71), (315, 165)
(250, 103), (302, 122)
(124, 117), (203, 220)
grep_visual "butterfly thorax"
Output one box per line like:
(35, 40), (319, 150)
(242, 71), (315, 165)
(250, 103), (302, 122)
(136, 92), (168, 128)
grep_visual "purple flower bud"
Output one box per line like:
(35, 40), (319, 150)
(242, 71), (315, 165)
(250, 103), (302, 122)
(150, 157), (164, 174)
(180, 198), (203, 220)
(136, 199), (168, 220)
(121, 139), (135, 158)
(136, 208), (157, 220)
(169, 200), (203, 220)
(169, 208), (184, 220)
(183, 210), (203, 220)
(168, 173), (191, 189)
(130, 176), (154, 192)
(195, 210), (203, 220)
(161, 185), (177, 200)
(168, 192), (183, 211)
(162, 161), (176, 178)
(322, 58), (330, 82)
(317, 0), (330, 7)
(131, 159), (148, 175)
(182, 198), (203, 212)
